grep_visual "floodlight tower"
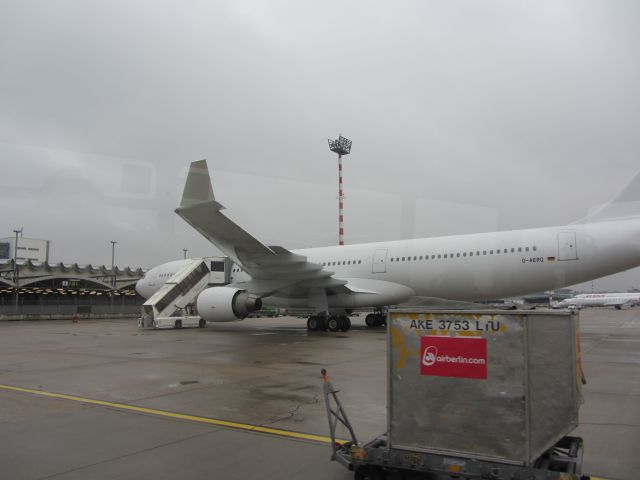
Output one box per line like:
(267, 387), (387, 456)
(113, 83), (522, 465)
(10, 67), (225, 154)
(328, 135), (352, 246)
(110, 241), (117, 289)
(13, 227), (22, 310)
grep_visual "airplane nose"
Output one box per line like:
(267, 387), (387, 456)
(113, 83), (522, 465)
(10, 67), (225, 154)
(135, 278), (145, 298)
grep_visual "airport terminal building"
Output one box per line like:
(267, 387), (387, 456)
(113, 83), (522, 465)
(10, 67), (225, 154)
(0, 234), (144, 318)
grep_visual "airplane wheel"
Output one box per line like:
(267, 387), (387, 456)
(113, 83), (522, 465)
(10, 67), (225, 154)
(307, 316), (319, 331)
(175, 319), (182, 329)
(338, 316), (351, 332)
(198, 319), (206, 328)
(372, 314), (386, 327)
(318, 316), (329, 331)
(365, 314), (376, 327)
(327, 317), (340, 332)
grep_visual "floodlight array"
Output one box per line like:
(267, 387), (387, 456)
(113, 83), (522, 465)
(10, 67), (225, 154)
(328, 135), (352, 156)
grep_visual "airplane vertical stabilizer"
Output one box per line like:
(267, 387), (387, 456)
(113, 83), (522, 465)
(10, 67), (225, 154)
(180, 159), (216, 208)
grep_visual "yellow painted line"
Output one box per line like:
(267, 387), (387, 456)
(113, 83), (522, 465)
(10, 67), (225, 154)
(0, 384), (345, 445)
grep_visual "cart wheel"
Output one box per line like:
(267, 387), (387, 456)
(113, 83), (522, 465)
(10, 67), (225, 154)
(354, 465), (385, 480)
(198, 319), (206, 328)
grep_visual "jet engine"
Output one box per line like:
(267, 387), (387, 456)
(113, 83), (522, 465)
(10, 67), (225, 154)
(196, 287), (262, 322)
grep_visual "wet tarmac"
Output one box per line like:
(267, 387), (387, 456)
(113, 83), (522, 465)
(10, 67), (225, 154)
(0, 309), (638, 479)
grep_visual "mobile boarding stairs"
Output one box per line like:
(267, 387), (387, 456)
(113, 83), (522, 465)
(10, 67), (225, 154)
(138, 258), (226, 329)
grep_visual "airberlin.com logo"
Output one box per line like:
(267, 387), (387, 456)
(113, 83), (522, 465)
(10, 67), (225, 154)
(420, 336), (487, 380)
(422, 346), (438, 366)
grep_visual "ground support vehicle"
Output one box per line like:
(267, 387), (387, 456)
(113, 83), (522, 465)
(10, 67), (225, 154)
(145, 315), (205, 329)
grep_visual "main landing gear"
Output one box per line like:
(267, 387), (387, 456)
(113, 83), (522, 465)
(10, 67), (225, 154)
(365, 308), (387, 328)
(307, 315), (351, 332)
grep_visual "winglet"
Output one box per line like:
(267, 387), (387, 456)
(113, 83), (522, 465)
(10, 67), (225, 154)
(574, 169), (640, 223)
(179, 159), (216, 208)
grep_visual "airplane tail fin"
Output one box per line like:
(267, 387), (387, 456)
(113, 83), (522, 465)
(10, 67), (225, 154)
(179, 159), (216, 208)
(574, 170), (640, 223)
(175, 160), (275, 265)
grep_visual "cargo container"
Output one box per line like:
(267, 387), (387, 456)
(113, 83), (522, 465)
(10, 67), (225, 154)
(323, 309), (586, 479)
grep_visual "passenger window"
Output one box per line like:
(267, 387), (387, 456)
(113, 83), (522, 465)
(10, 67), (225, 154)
(504, 249), (508, 253)
(431, 255), (435, 259)
(518, 247), (522, 252)
(390, 258), (394, 262)
(533, 246), (537, 251)
(437, 254), (441, 259)
(525, 247), (529, 252)
(419, 256), (423, 260)
(413, 256), (417, 260)
(511, 248), (515, 253)
(358, 260), (361, 264)
(463, 252), (467, 257)
(456, 253), (460, 257)
(469, 252), (473, 256)
(402, 257), (405, 261)
(444, 254), (448, 258)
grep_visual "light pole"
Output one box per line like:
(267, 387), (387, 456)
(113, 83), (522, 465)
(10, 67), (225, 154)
(328, 135), (352, 246)
(13, 228), (22, 310)
(110, 241), (117, 290)
(183, 249), (188, 259)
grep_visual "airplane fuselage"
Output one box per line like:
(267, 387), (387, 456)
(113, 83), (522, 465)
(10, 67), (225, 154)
(220, 218), (640, 309)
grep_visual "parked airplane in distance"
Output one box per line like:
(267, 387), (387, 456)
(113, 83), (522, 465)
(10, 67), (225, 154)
(136, 160), (640, 331)
(553, 292), (640, 310)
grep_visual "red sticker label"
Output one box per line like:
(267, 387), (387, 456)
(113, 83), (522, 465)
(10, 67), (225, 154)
(420, 336), (487, 379)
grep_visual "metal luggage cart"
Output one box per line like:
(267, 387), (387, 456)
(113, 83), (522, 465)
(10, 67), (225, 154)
(322, 368), (586, 480)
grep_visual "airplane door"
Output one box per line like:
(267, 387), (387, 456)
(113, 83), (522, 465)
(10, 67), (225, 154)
(372, 248), (388, 273)
(558, 232), (578, 261)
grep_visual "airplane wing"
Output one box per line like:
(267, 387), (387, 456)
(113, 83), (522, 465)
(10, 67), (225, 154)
(175, 160), (347, 297)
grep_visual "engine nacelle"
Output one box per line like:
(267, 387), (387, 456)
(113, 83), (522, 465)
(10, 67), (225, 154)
(196, 287), (262, 322)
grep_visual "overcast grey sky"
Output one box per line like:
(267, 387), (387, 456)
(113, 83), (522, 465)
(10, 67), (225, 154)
(1, 1), (640, 291)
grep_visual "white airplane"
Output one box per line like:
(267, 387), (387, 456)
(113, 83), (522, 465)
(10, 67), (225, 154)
(553, 292), (640, 310)
(136, 160), (640, 331)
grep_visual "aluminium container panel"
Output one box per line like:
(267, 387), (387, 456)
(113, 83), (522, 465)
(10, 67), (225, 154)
(388, 309), (580, 466)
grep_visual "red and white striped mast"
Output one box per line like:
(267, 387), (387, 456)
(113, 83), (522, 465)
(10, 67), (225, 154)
(328, 135), (352, 246)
